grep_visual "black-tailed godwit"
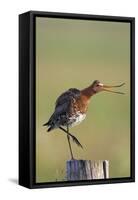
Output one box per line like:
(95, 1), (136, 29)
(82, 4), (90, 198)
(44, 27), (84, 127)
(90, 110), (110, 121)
(43, 80), (125, 159)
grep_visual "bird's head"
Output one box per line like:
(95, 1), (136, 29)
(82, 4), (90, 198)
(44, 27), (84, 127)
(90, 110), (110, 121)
(91, 80), (125, 94)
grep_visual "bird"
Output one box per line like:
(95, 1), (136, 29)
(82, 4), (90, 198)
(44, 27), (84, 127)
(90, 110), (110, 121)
(43, 80), (125, 160)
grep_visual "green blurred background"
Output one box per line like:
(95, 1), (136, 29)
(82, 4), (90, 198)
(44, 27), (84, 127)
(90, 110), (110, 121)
(36, 17), (130, 183)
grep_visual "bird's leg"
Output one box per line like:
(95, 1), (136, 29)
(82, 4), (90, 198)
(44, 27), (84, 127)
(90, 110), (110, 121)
(66, 125), (74, 160)
(59, 126), (83, 148)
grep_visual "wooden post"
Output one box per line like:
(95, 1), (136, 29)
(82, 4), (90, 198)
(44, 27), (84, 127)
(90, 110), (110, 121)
(66, 160), (109, 181)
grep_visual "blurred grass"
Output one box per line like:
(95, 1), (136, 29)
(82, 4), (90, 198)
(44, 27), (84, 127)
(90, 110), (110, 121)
(36, 17), (130, 182)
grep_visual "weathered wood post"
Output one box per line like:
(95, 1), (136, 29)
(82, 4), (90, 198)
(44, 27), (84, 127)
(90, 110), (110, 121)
(66, 160), (109, 181)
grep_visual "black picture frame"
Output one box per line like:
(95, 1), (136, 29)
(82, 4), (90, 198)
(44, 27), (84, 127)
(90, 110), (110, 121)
(19, 11), (135, 189)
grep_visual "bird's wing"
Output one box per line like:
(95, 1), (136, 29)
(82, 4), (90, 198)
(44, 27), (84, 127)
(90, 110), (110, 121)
(55, 88), (81, 113)
(44, 88), (81, 128)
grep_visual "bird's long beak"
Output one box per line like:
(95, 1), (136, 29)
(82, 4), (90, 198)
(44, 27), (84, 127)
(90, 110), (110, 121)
(99, 83), (125, 94)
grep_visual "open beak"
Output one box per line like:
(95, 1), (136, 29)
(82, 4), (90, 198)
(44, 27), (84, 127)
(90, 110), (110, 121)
(100, 83), (125, 94)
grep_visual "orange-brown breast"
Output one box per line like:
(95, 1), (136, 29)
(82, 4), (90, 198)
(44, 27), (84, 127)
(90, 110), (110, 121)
(78, 94), (91, 113)
(76, 85), (95, 113)
(69, 93), (90, 116)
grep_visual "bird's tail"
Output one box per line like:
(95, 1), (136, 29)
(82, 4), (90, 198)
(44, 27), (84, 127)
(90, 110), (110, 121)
(43, 122), (49, 126)
(43, 121), (54, 132)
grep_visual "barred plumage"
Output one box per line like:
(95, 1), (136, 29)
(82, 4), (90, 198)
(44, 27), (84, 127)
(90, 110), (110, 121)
(43, 88), (85, 131)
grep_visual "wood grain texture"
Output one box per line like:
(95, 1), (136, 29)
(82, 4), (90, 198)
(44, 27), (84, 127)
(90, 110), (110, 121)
(66, 160), (109, 181)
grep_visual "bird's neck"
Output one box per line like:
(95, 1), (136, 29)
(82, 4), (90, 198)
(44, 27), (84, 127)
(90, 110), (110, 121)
(78, 86), (96, 113)
(81, 86), (96, 100)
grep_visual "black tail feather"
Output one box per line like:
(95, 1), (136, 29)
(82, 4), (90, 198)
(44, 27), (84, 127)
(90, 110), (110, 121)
(43, 122), (49, 126)
(47, 126), (53, 132)
(43, 122), (54, 132)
